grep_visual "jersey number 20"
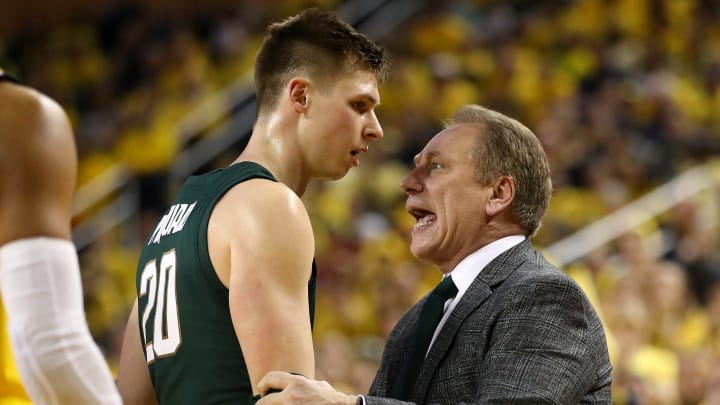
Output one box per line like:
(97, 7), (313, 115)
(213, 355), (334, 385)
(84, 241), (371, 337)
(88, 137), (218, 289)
(140, 249), (181, 363)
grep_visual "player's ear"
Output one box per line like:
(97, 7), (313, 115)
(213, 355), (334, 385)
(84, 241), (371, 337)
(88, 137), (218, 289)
(289, 78), (310, 113)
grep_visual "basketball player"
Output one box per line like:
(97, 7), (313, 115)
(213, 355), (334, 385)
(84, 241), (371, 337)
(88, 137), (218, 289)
(0, 69), (122, 404)
(116, 8), (390, 405)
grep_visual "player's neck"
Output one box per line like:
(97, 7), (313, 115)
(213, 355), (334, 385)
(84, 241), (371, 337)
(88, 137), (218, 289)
(237, 126), (309, 196)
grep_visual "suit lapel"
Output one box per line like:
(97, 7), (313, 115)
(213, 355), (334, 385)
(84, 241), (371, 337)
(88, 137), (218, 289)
(372, 298), (424, 397)
(410, 240), (535, 403)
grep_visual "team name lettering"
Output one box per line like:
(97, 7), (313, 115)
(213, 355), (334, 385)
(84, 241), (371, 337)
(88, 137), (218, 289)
(148, 202), (197, 244)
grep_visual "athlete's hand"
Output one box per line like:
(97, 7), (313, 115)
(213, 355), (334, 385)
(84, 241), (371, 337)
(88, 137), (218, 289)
(256, 371), (357, 405)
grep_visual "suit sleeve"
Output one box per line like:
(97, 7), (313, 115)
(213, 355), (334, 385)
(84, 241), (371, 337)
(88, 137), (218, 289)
(363, 396), (409, 405)
(469, 273), (612, 404)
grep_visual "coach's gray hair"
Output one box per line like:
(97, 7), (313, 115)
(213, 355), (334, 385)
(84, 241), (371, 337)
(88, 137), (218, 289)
(445, 105), (553, 237)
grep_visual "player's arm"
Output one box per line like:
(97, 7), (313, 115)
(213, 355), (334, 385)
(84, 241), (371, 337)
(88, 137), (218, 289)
(0, 82), (122, 404)
(216, 180), (316, 394)
(0, 81), (75, 245)
(117, 299), (158, 405)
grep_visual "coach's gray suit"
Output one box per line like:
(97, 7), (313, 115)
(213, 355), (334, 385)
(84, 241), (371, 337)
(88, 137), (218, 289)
(366, 240), (612, 404)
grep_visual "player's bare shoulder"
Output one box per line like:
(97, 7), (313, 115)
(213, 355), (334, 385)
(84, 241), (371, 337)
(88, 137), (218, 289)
(207, 176), (314, 286)
(0, 80), (77, 244)
(0, 80), (72, 140)
(213, 178), (312, 237)
(0, 80), (76, 179)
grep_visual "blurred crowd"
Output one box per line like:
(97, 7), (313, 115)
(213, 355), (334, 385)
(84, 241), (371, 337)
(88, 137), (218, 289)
(2, 0), (720, 403)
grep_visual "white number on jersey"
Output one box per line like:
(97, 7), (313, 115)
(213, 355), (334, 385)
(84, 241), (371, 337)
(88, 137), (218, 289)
(139, 249), (182, 363)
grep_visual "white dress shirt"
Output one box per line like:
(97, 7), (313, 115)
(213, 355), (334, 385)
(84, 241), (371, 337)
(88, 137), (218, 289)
(427, 235), (526, 355)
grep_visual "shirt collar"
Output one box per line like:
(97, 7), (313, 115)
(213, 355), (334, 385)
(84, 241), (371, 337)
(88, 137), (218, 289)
(446, 235), (526, 298)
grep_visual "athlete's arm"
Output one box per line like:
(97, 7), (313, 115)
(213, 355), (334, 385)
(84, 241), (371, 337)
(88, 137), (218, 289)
(0, 80), (75, 245)
(209, 179), (316, 394)
(117, 299), (158, 405)
(0, 81), (122, 405)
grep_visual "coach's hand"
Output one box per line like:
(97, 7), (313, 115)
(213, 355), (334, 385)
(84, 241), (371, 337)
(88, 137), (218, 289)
(257, 371), (358, 405)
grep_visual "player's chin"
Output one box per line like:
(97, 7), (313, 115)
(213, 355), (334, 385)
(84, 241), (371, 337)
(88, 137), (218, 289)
(321, 165), (353, 180)
(327, 170), (351, 180)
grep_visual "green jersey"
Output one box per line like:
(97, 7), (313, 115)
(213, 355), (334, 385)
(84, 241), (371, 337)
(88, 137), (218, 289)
(135, 161), (317, 404)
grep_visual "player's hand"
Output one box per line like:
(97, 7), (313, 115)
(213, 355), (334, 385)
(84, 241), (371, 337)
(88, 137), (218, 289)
(256, 371), (357, 405)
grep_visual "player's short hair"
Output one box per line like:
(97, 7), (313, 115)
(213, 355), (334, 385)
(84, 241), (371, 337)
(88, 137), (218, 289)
(254, 8), (390, 115)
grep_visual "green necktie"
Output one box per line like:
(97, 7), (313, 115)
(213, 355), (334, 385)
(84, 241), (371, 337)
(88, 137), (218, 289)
(389, 276), (458, 400)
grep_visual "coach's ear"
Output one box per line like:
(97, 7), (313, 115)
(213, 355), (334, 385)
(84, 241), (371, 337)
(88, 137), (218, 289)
(486, 175), (514, 217)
